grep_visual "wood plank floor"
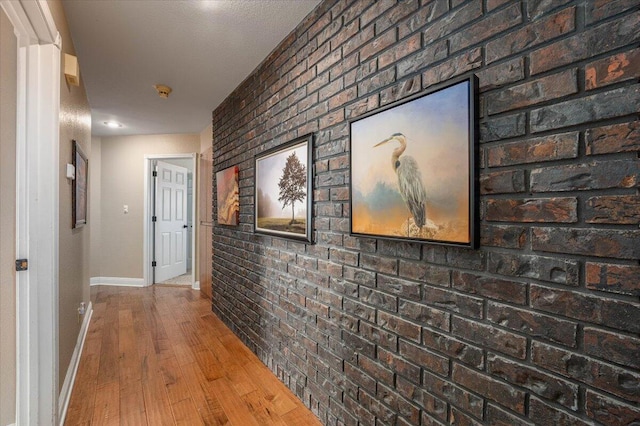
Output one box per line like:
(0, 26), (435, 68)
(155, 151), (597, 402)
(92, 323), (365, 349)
(65, 285), (322, 426)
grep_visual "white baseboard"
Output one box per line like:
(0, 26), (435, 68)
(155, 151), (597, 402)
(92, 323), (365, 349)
(192, 280), (200, 290)
(58, 302), (93, 426)
(90, 277), (145, 287)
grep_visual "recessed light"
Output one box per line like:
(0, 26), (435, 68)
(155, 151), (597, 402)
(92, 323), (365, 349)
(104, 121), (122, 128)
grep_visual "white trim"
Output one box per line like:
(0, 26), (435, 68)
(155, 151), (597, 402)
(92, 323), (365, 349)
(192, 280), (200, 290)
(57, 302), (92, 426)
(143, 153), (198, 287)
(1, 1), (61, 424)
(90, 277), (145, 287)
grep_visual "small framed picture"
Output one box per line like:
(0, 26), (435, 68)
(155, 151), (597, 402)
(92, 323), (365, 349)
(216, 165), (239, 226)
(72, 140), (88, 228)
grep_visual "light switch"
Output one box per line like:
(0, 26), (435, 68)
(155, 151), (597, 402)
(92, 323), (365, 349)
(66, 163), (75, 179)
(123, 205), (129, 214)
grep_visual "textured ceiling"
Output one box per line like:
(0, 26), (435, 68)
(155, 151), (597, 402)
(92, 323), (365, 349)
(62, 0), (321, 136)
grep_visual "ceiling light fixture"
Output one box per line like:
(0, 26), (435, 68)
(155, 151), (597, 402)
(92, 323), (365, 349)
(104, 121), (122, 128)
(154, 84), (172, 99)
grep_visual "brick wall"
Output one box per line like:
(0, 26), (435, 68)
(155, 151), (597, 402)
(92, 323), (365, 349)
(211, 1), (640, 424)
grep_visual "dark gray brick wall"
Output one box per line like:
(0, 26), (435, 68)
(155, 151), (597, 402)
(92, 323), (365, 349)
(210, 1), (640, 424)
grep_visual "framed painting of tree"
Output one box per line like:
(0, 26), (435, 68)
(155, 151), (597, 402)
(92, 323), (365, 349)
(254, 134), (313, 243)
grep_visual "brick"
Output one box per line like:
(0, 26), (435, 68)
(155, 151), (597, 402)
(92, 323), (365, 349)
(486, 404), (533, 426)
(449, 3), (522, 53)
(585, 0), (640, 24)
(377, 382), (421, 425)
(423, 1), (482, 43)
(532, 85), (640, 132)
(359, 286), (397, 312)
(526, 0), (573, 20)
(530, 160), (640, 192)
(422, 48), (483, 88)
(480, 170), (526, 195)
(359, 0), (395, 28)
(488, 354), (579, 410)
(380, 76), (422, 106)
(487, 132), (579, 167)
(399, 340), (449, 376)
(343, 298), (375, 322)
(480, 224), (527, 249)
(357, 67), (396, 96)
(487, 301), (577, 347)
(533, 342), (640, 403)
(533, 227), (640, 260)
(398, 0), (449, 39)
(531, 284), (640, 334)
(378, 33), (421, 70)
(528, 396), (591, 426)
(357, 355), (394, 385)
(342, 24), (374, 57)
(399, 299), (449, 332)
(480, 112), (527, 143)
(486, 6), (575, 63)
(477, 57), (525, 91)
(344, 361), (376, 394)
(452, 363), (526, 414)
(452, 271), (527, 304)
(586, 262), (640, 296)
(423, 286), (484, 319)
(583, 326), (640, 370)
(585, 121), (640, 155)
(452, 317), (527, 359)
(485, 197), (577, 223)
(377, 347), (421, 382)
(487, 68), (578, 115)
(586, 48), (640, 90)
(585, 390), (640, 425)
(488, 252), (579, 286)
(377, 310), (421, 342)
(422, 329), (484, 369)
(585, 195), (640, 225)
(398, 261), (450, 286)
(421, 371), (483, 418)
(359, 28), (396, 62)
(397, 39), (448, 79)
(377, 274), (421, 301)
(396, 375), (448, 420)
(530, 11), (640, 75)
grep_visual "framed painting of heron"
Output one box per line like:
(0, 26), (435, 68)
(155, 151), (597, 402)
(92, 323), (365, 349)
(349, 75), (478, 247)
(254, 133), (313, 243)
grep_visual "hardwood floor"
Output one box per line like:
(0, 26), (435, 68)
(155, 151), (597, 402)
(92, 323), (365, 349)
(65, 285), (322, 426)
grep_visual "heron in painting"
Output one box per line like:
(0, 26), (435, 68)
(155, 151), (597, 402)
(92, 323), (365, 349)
(374, 133), (427, 233)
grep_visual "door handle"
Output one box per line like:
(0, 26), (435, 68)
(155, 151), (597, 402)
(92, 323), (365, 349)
(183, 225), (188, 228)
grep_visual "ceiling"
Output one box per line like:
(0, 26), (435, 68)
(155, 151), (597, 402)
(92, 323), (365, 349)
(62, 0), (321, 137)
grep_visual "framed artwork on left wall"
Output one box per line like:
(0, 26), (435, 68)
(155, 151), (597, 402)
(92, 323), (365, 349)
(72, 140), (88, 228)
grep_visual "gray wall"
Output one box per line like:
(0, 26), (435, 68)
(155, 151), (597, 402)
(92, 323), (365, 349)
(210, 1), (640, 424)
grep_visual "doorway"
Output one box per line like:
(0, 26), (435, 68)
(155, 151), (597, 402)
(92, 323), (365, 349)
(143, 154), (198, 288)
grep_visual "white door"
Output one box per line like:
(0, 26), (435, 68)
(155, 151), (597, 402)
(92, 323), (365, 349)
(155, 161), (188, 282)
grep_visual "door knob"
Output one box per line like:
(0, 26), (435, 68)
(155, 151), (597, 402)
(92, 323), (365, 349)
(183, 225), (188, 228)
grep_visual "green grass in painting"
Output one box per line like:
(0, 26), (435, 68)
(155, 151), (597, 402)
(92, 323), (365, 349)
(258, 217), (306, 234)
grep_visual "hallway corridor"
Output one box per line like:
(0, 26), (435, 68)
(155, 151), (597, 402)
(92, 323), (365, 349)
(65, 286), (322, 425)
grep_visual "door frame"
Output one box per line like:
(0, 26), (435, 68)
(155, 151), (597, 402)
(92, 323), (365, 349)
(143, 153), (198, 288)
(0, 0), (61, 424)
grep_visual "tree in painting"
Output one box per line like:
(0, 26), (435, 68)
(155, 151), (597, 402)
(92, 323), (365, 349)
(278, 152), (306, 225)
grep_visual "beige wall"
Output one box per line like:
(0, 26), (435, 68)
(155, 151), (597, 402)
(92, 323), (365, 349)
(0, 7), (17, 425)
(97, 133), (199, 278)
(48, 0), (93, 393)
(90, 137), (102, 278)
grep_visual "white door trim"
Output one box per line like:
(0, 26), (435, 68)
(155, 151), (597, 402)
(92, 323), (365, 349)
(143, 153), (197, 287)
(0, 0), (61, 424)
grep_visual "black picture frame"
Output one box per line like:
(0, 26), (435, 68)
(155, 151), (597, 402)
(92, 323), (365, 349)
(254, 134), (313, 243)
(72, 140), (88, 229)
(349, 74), (478, 248)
